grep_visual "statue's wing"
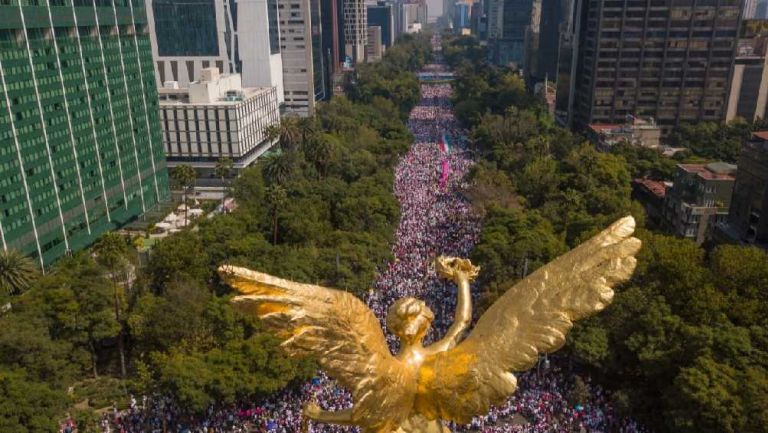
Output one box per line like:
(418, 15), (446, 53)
(219, 266), (415, 432)
(416, 216), (641, 423)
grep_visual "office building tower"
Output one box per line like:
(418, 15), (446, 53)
(416, 0), (429, 24)
(311, 0), (329, 101)
(279, 0), (316, 115)
(558, 0), (742, 133)
(366, 26), (384, 61)
(368, 1), (395, 49)
(488, 0), (542, 73)
(726, 20), (768, 121)
(745, 0), (757, 17)
(536, 0), (572, 83)
(158, 68), (280, 175)
(722, 131), (768, 247)
(471, 1), (485, 37)
(0, 0), (170, 267)
(444, 0), (455, 21)
(148, 0), (284, 102)
(321, 0), (342, 74)
(343, 0), (367, 63)
(454, 2), (471, 30)
(401, 1), (424, 33)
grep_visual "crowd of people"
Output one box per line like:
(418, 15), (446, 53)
(96, 37), (648, 433)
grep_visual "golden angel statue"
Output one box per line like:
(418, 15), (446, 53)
(218, 216), (641, 433)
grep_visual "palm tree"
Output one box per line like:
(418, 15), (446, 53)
(93, 233), (133, 378)
(215, 157), (234, 210)
(270, 117), (300, 152)
(262, 153), (294, 186)
(305, 134), (337, 178)
(297, 116), (318, 149)
(171, 164), (197, 224)
(0, 250), (38, 296)
(265, 185), (287, 244)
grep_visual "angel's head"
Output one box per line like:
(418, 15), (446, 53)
(386, 297), (434, 345)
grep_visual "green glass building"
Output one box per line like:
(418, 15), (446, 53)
(0, 0), (170, 267)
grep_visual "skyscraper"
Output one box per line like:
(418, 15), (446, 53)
(487, 0), (542, 73)
(0, 0), (170, 267)
(558, 0), (743, 133)
(147, 0), (284, 102)
(279, 0), (317, 115)
(368, 1), (395, 49)
(343, 0), (367, 63)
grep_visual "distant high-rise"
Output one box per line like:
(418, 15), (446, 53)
(279, 0), (317, 115)
(0, 0), (170, 266)
(536, 0), (571, 83)
(368, 1), (395, 49)
(343, 0), (368, 63)
(557, 0), (743, 133)
(487, 0), (542, 73)
(366, 25), (384, 61)
(726, 20), (768, 122)
(454, 1), (471, 30)
(723, 131), (768, 247)
(147, 0), (284, 102)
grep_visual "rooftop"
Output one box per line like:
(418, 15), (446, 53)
(678, 162), (737, 180)
(752, 130), (768, 141)
(633, 177), (669, 199)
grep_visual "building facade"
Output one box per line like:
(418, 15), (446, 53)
(366, 25), (384, 61)
(488, 0), (542, 74)
(558, 0), (743, 133)
(343, 0), (367, 63)
(726, 20), (768, 121)
(586, 116), (662, 150)
(159, 69), (280, 175)
(368, 1), (395, 49)
(664, 162), (736, 244)
(454, 1), (472, 30)
(721, 131), (768, 247)
(279, 0), (317, 115)
(147, 0), (284, 102)
(0, 0), (170, 267)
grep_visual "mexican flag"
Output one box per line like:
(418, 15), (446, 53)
(438, 133), (451, 154)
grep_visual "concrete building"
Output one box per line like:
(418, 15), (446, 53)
(366, 26), (384, 61)
(633, 178), (671, 228)
(586, 116), (662, 151)
(536, 0), (572, 84)
(158, 69), (280, 176)
(147, 0), (284, 102)
(664, 162), (737, 245)
(400, 1), (425, 33)
(726, 20), (768, 122)
(454, 1), (471, 31)
(0, 0), (170, 267)
(368, 1), (395, 49)
(557, 0), (743, 134)
(279, 0), (317, 116)
(487, 0), (542, 75)
(343, 0), (368, 63)
(719, 131), (768, 247)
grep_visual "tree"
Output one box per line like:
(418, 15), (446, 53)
(172, 164), (197, 224)
(265, 185), (288, 245)
(261, 153), (296, 186)
(146, 231), (210, 290)
(215, 156), (234, 209)
(0, 369), (67, 433)
(0, 249), (38, 296)
(93, 233), (134, 378)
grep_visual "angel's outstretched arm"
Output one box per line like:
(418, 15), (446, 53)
(427, 257), (479, 354)
(303, 403), (355, 425)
